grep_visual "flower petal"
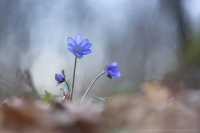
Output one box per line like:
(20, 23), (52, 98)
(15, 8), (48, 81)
(68, 43), (74, 49)
(67, 37), (75, 47)
(110, 66), (119, 73)
(117, 72), (121, 77)
(55, 75), (59, 81)
(81, 39), (89, 47)
(108, 62), (117, 68)
(107, 61), (109, 69)
(68, 48), (75, 54)
(74, 34), (82, 46)
(67, 37), (74, 43)
(79, 49), (91, 55)
(57, 75), (64, 82)
(82, 43), (92, 50)
(107, 70), (113, 75)
(74, 52), (83, 58)
(105, 69), (108, 75)
(111, 72), (121, 77)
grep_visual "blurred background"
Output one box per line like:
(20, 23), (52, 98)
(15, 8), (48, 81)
(0, 0), (200, 103)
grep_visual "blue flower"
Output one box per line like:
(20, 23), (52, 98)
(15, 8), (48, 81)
(55, 73), (65, 83)
(105, 61), (121, 78)
(67, 34), (92, 58)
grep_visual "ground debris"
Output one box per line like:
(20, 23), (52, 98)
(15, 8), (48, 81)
(0, 81), (200, 133)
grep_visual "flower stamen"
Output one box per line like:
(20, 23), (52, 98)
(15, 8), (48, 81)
(74, 46), (81, 52)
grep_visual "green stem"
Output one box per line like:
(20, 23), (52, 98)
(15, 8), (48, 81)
(80, 71), (105, 106)
(70, 56), (77, 101)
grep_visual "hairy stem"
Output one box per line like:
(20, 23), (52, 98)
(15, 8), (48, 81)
(80, 71), (105, 106)
(70, 56), (77, 101)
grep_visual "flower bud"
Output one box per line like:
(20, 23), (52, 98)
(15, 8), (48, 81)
(55, 74), (65, 83)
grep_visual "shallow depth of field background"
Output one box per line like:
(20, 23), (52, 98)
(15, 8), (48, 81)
(0, 0), (200, 102)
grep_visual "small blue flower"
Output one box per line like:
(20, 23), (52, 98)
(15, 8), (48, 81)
(105, 61), (121, 78)
(55, 73), (65, 83)
(67, 34), (92, 58)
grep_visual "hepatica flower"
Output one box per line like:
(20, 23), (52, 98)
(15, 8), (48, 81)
(55, 73), (65, 83)
(67, 34), (92, 58)
(80, 61), (121, 105)
(105, 61), (121, 79)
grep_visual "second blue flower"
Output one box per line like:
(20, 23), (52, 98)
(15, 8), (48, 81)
(105, 61), (121, 78)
